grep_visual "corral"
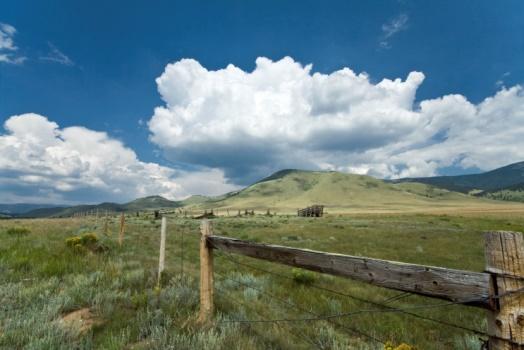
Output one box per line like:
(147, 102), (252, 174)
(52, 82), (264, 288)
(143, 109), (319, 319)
(297, 205), (324, 217)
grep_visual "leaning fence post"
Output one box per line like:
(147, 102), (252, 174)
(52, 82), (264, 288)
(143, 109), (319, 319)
(485, 231), (524, 349)
(157, 216), (167, 286)
(198, 219), (214, 324)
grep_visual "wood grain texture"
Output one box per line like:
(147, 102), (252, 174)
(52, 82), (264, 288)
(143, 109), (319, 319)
(157, 216), (167, 284)
(208, 235), (492, 308)
(485, 231), (524, 349)
(198, 220), (214, 324)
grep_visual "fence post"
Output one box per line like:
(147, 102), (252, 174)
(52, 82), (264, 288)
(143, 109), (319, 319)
(485, 231), (524, 349)
(118, 213), (125, 246)
(198, 219), (214, 324)
(157, 216), (167, 286)
(103, 214), (109, 236)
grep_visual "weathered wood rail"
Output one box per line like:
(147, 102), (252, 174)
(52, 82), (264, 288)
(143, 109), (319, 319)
(198, 220), (524, 349)
(208, 235), (492, 308)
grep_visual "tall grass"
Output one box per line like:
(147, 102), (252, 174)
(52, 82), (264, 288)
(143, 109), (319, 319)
(1, 212), (522, 348)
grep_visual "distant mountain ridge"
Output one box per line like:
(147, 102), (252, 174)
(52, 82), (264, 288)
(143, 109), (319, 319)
(392, 161), (524, 195)
(0, 203), (66, 215)
(4, 196), (183, 218)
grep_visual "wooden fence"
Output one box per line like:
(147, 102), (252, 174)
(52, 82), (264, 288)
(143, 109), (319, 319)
(197, 220), (524, 349)
(297, 205), (324, 217)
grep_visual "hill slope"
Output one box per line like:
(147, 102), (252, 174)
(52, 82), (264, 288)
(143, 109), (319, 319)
(0, 203), (66, 216)
(480, 182), (524, 203)
(22, 195), (183, 218)
(193, 170), (513, 213)
(124, 195), (181, 211)
(393, 161), (524, 193)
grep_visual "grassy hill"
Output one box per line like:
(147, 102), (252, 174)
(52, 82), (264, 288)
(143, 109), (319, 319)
(124, 195), (181, 211)
(191, 169), (518, 213)
(14, 164), (524, 218)
(393, 161), (524, 193)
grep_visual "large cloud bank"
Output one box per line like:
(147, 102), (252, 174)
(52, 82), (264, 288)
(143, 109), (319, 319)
(149, 57), (524, 183)
(0, 114), (238, 203)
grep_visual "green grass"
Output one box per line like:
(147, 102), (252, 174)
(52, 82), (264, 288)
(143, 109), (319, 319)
(1, 212), (524, 349)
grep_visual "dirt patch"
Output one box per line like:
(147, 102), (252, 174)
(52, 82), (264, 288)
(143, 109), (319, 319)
(59, 308), (103, 335)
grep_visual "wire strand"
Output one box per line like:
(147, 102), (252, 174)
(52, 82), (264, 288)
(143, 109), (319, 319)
(209, 239), (524, 345)
(215, 284), (321, 349)
(215, 270), (385, 345)
(212, 248), (489, 337)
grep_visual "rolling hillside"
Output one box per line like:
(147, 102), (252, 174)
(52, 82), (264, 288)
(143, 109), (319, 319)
(9, 164), (524, 218)
(20, 196), (183, 218)
(192, 169), (518, 213)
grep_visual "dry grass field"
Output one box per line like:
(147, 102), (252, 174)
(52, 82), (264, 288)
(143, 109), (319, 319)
(2, 206), (524, 349)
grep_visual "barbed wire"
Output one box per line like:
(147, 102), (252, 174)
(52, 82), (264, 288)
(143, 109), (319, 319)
(381, 291), (412, 305)
(212, 248), (489, 335)
(215, 270), (385, 345)
(215, 284), (322, 349)
(212, 248), (524, 346)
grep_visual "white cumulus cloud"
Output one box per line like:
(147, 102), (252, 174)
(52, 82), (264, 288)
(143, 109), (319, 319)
(148, 56), (524, 183)
(0, 114), (238, 204)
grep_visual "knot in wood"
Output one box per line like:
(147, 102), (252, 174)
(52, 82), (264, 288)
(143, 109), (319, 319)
(517, 314), (524, 327)
(495, 318), (503, 328)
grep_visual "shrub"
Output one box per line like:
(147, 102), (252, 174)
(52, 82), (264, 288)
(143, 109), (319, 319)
(65, 233), (107, 252)
(5, 227), (31, 235)
(384, 341), (417, 350)
(291, 268), (316, 285)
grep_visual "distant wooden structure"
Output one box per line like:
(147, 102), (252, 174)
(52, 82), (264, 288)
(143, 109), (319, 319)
(297, 205), (324, 217)
(193, 210), (216, 220)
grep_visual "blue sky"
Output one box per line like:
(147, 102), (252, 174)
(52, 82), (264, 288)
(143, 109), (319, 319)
(1, 0), (524, 203)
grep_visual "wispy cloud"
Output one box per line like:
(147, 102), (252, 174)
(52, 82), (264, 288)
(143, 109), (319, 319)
(495, 71), (511, 88)
(39, 42), (74, 66)
(379, 14), (409, 49)
(0, 22), (26, 64)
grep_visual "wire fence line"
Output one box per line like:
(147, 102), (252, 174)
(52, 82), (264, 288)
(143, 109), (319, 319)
(209, 244), (524, 347)
(213, 251), (524, 346)
(188, 226), (524, 346)
(211, 246), (489, 334)
(380, 291), (412, 305)
(214, 284), (322, 349)
(214, 270), (385, 345)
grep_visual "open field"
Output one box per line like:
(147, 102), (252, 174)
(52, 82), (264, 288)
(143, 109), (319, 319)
(2, 209), (524, 349)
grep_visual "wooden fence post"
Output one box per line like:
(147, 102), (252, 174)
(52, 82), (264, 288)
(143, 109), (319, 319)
(485, 231), (524, 349)
(198, 219), (214, 324)
(119, 213), (125, 246)
(157, 216), (167, 286)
